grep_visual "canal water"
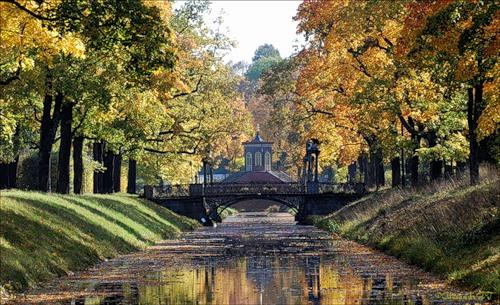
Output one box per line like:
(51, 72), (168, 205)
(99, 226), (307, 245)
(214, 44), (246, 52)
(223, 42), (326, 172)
(14, 213), (490, 305)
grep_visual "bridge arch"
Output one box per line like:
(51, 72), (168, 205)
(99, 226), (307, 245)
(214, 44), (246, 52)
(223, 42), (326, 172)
(208, 195), (301, 219)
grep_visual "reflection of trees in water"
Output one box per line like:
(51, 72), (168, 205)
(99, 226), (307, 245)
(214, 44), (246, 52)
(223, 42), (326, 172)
(246, 256), (275, 293)
(73, 281), (139, 305)
(361, 275), (389, 305)
(359, 274), (425, 305)
(244, 255), (322, 305)
(69, 257), (428, 305)
(304, 256), (321, 305)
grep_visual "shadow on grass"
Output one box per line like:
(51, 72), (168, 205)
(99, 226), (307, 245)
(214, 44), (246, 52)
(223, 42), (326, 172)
(13, 197), (139, 252)
(1, 210), (98, 290)
(88, 195), (196, 233)
(0, 192), (197, 292)
(0, 199), (139, 291)
(63, 197), (153, 244)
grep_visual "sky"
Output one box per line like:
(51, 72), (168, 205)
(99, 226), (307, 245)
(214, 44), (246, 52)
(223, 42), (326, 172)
(174, 1), (305, 64)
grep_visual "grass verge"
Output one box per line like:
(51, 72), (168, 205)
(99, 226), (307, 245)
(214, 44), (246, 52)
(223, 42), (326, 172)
(0, 191), (199, 294)
(311, 169), (500, 299)
(218, 207), (238, 219)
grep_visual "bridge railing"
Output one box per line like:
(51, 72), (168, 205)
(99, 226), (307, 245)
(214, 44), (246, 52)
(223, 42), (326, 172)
(318, 182), (366, 194)
(203, 182), (305, 196)
(153, 182), (365, 198)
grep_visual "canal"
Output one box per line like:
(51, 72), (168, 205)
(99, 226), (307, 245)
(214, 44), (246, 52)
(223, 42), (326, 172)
(15, 213), (489, 305)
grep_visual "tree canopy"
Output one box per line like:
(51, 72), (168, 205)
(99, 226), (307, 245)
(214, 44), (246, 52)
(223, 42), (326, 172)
(0, 0), (498, 191)
(0, 0), (252, 192)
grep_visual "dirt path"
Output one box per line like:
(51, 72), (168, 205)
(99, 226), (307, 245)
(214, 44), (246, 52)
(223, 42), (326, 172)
(9, 213), (490, 305)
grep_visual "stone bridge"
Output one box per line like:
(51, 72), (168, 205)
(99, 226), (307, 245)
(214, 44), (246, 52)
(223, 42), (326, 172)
(147, 182), (365, 225)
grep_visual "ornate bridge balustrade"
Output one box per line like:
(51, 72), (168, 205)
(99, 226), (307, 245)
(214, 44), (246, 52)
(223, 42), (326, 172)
(154, 182), (365, 198)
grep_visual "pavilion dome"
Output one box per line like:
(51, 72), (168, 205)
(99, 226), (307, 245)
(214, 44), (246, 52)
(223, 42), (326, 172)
(243, 131), (273, 145)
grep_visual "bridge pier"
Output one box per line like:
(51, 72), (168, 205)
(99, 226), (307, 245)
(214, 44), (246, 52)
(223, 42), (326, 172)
(299, 193), (363, 220)
(151, 197), (213, 226)
(294, 196), (307, 223)
(208, 208), (223, 223)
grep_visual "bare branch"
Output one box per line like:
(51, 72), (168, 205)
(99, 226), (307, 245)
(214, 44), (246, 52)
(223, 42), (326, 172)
(170, 74), (203, 99)
(72, 107), (89, 134)
(1, 0), (57, 21)
(0, 63), (21, 86)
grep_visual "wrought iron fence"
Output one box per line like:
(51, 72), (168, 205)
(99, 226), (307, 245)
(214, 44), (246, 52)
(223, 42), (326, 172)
(153, 181), (365, 198)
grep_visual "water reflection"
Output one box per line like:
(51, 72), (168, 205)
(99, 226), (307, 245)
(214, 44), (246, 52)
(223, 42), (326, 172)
(69, 255), (482, 305)
(24, 213), (487, 305)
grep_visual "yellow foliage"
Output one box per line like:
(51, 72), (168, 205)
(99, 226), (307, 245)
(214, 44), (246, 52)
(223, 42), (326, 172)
(0, 1), (86, 66)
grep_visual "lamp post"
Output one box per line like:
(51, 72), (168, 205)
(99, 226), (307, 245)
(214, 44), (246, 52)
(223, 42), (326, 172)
(209, 151), (214, 185)
(202, 158), (208, 187)
(305, 140), (313, 183)
(302, 155), (309, 189)
(303, 138), (320, 193)
(201, 145), (214, 193)
(310, 139), (320, 182)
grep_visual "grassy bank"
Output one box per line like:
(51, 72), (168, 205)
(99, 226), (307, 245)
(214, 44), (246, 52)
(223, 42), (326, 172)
(312, 170), (500, 297)
(219, 207), (238, 219)
(0, 191), (199, 293)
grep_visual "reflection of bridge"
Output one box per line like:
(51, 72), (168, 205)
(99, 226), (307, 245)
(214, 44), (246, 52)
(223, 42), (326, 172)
(148, 182), (365, 225)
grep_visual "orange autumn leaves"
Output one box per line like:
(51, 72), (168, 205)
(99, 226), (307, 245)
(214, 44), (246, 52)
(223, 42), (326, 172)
(293, 0), (498, 167)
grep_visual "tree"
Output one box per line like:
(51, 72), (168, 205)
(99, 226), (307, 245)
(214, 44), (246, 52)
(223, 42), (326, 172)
(0, 0), (177, 193)
(96, 0), (253, 188)
(293, 0), (478, 188)
(259, 57), (309, 177)
(400, 0), (499, 185)
(252, 44), (281, 62)
(245, 44), (282, 82)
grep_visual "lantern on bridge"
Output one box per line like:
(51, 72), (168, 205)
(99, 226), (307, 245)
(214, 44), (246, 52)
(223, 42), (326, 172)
(303, 139), (320, 193)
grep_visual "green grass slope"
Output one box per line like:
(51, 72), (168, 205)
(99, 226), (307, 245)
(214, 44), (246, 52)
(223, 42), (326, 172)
(312, 173), (500, 297)
(0, 191), (199, 292)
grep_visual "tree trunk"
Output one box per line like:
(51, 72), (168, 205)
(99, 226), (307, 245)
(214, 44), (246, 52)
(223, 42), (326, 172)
(478, 132), (498, 164)
(467, 83), (485, 185)
(357, 155), (364, 185)
(347, 162), (357, 183)
(427, 131), (443, 181)
(93, 142), (104, 193)
(56, 102), (73, 194)
(113, 153), (122, 192)
(8, 156), (18, 188)
(374, 149), (385, 188)
(363, 135), (383, 189)
(359, 155), (370, 188)
(73, 136), (84, 194)
(430, 160), (443, 181)
(391, 157), (401, 187)
(409, 135), (420, 186)
(38, 92), (53, 192)
(456, 161), (467, 174)
(399, 116), (422, 187)
(0, 163), (8, 188)
(410, 154), (419, 186)
(366, 156), (375, 189)
(103, 150), (115, 193)
(127, 158), (137, 194)
(38, 89), (63, 192)
(444, 160), (453, 178)
(0, 158), (18, 189)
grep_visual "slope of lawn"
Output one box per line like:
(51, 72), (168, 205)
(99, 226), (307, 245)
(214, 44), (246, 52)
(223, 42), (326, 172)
(312, 170), (500, 298)
(0, 191), (199, 293)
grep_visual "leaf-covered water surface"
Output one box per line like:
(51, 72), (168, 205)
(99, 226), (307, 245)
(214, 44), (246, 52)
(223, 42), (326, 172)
(10, 213), (491, 305)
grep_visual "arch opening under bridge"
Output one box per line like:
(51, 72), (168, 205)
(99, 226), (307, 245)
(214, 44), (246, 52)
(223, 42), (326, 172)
(208, 196), (301, 222)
